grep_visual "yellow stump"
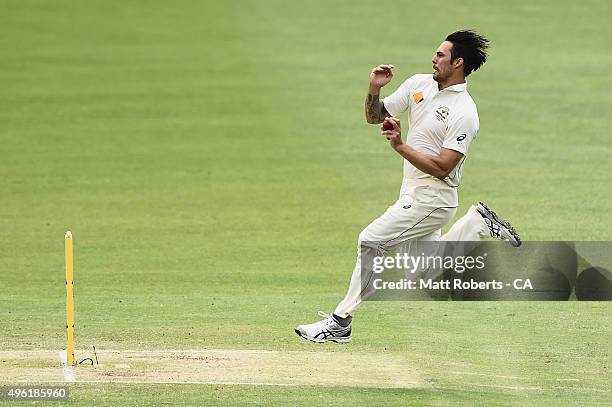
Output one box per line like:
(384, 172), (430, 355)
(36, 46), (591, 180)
(65, 231), (76, 366)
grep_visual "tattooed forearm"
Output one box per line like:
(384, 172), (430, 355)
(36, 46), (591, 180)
(365, 93), (389, 124)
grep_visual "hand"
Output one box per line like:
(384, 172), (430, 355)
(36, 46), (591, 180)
(381, 117), (403, 149)
(369, 64), (394, 93)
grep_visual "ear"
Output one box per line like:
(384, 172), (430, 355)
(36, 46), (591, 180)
(453, 57), (464, 69)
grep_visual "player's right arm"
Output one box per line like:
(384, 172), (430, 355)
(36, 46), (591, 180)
(365, 64), (393, 124)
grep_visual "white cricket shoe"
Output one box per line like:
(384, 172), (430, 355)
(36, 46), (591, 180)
(476, 202), (521, 247)
(295, 311), (352, 344)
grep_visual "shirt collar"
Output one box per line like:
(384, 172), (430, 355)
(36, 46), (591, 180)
(443, 81), (468, 92)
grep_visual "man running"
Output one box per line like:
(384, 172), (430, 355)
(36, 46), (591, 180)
(296, 30), (520, 344)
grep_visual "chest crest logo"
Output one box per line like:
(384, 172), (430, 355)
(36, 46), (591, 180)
(435, 106), (450, 121)
(413, 92), (424, 104)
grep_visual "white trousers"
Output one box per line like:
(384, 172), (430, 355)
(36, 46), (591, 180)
(334, 178), (489, 317)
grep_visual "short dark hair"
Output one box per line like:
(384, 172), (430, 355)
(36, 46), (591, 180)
(445, 30), (489, 76)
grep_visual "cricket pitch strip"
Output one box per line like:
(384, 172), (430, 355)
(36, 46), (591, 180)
(0, 350), (423, 388)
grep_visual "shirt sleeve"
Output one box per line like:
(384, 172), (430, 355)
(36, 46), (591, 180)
(442, 110), (479, 155)
(381, 75), (418, 117)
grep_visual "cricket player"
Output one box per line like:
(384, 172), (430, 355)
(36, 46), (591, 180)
(295, 30), (521, 344)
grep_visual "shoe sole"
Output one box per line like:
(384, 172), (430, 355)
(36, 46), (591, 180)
(477, 202), (521, 247)
(294, 328), (352, 344)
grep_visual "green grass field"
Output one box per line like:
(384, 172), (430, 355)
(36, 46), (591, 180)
(1, 0), (611, 405)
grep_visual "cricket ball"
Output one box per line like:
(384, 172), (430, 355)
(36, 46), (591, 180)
(382, 120), (394, 131)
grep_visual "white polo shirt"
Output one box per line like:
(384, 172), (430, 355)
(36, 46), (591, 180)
(382, 74), (479, 189)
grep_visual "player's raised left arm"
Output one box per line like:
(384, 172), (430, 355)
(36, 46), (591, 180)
(365, 64), (394, 124)
(381, 118), (463, 180)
